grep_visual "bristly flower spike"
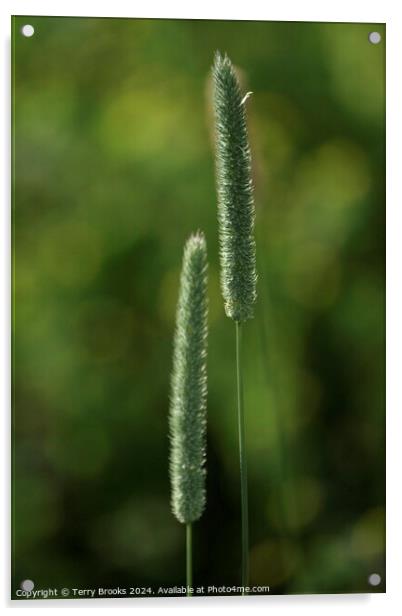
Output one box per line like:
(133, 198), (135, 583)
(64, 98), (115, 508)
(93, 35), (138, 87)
(212, 51), (257, 322)
(169, 232), (208, 525)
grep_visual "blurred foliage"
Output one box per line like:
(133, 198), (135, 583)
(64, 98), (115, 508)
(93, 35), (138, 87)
(12, 16), (385, 596)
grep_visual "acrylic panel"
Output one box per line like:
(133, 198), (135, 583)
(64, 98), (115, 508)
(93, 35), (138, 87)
(11, 15), (386, 600)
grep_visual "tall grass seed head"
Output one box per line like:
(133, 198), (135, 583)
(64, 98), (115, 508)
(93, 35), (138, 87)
(212, 51), (257, 322)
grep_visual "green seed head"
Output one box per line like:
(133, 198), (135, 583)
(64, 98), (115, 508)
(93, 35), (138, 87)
(212, 51), (257, 322)
(169, 232), (208, 524)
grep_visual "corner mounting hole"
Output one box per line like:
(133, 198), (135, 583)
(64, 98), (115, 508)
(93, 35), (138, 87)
(368, 31), (381, 44)
(21, 24), (35, 38)
(368, 573), (381, 586)
(21, 579), (35, 592)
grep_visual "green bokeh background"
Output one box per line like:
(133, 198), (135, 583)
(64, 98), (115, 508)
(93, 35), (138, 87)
(12, 16), (385, 597)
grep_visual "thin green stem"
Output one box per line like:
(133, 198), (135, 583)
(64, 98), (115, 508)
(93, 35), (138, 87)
(236, 321), (249, 593)
(186, 522), (193, 596)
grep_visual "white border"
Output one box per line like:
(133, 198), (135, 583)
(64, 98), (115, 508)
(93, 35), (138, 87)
(2, 1), (402, 614)
(0, 0), (393, 21)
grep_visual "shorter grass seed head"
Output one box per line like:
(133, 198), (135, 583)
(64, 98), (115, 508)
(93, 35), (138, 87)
(169, 232), (208, 524)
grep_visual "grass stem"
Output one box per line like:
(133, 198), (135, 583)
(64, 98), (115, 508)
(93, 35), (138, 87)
(236, 321), (249, 592)
(186, 522), (193, 596)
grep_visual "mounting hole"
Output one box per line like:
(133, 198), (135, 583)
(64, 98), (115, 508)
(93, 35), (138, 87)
(20, 579), (35, 592)
(368, 31), (381, 44)
(21, 24), (35, 38)
(368, 573), (381, 587)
